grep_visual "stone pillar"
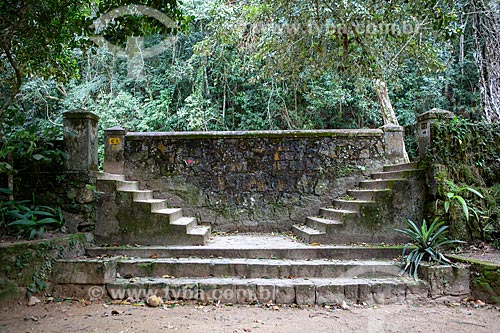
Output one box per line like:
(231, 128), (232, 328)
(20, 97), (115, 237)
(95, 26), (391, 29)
(417, 108), (454, 160)
(381, 124), (405, 164)
(63, 110), (99, 171)
(104, 126), (126, 174)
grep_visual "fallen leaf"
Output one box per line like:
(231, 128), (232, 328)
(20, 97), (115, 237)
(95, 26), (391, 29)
(475, 299), (486, 307)
(161, 274), (175, 279)
(28, 296), (41, 306)
(150, 253), (158, 259)
(311, 242), (320, 246)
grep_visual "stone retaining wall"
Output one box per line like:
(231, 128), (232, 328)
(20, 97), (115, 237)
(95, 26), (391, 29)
(122, 129), (394, 232)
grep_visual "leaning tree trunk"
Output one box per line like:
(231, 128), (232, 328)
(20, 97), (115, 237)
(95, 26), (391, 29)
(472, 0), (500, 122)
(373, 78), (410, 163)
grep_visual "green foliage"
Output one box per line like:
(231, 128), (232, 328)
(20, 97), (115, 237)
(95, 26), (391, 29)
(6, 201), (64, 240)
(396, 218), (463, 279)
(427, 119), (500, 243)
(440, 179), (484, 221)
(0, 107), (67, 178)
(1, 187), (64, 239)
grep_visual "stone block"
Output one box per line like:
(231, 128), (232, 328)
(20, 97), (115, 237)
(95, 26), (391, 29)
(199, 282), (236, 303)
(275, 283), (295, 304)
(316, 284), (344, 305)
(295, 284), (316, 305)
(160, 281), (198, 301)
(52, 258), (117, 284)
(358, 283), (374, 304)
(236, 284), (257, 303)
(419, 264), (470, 298)
(256, 284), (275, 304)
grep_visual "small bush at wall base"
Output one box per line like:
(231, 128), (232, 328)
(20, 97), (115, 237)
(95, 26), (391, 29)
(396, 218), (463, 280)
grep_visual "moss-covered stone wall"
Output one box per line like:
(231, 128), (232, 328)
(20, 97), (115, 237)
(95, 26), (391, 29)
(449, 255), (500, 304)
(0, 233), (92, 303)
(425, 119), (500, 241)
(123, 130), (389, 232)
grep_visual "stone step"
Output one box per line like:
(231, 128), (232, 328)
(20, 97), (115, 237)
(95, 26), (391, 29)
(347, 189), (392, 201)
(371, 169), (421, 180)
(305, 216), (343, 233)
(189, 225), (211, 235)
(117, 257), (400, 279)
(134, 199), (169, 212)
(332, 199), (375, 212)
(187, 226), (211, 244)
(97, 172), (126, 181)
(358, 179), (407, 190)
(383, 162), (420, 172)
(291, 224), (325, 243)
(115, 189), (153, 201)
(152, 208), (183, 222)
(170, 217), (196, 232)
(104, 276), (426, 305)
(319, 208), (358, 221)
(116, 180), (140, 191)
(86, 244), (405, 260)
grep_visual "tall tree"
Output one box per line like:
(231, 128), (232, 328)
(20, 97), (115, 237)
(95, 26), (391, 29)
(471, 0), (500, 122)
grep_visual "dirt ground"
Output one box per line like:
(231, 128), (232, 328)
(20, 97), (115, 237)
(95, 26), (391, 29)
(1, 299), (499, 333)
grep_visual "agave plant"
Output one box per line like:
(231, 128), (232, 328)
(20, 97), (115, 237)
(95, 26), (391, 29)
(396, 218), (463, 280)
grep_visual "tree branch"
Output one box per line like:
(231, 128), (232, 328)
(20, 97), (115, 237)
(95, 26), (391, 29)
(0, 40), (23, 113)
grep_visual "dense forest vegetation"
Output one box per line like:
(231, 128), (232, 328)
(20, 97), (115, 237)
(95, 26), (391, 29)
(2, 1), (493, 140)
(1, 1), (499, 242)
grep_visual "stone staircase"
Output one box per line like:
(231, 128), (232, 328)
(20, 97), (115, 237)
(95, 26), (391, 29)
(48, 162), (437, 305)
(95, 173), (211, 246)
(51, 235), (427, 305)
(292, 162), (424, 244)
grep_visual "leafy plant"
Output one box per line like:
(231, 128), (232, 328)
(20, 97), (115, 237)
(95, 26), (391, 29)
(396, 218), (463, 280)
(441, 180), (484, 221)
(6, 203), (64, 240)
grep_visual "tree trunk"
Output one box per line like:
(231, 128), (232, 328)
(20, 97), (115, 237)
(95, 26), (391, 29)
(373, 78), (410, 162)
(472, 0), (500, 122)
(373, 78), (399, 125)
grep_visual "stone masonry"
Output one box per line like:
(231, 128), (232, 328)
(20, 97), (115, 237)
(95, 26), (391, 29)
(122, 130), (392, 232)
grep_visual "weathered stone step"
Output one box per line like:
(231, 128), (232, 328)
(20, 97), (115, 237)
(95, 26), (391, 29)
(117, 258), (400, 279)
(152, 208), (183, 222)
(332, 199), (376, 212)
(358, 179), (407, 190)
(383, 162), (420, 172)
(116, 180), (139, 191)
(86, 245), (405, 260)
(105, 276), (426, 305)
(134, 199), (169, 211)
(291, 224), (325, 243)
(97, 172), (126, 181)
(319, 208), (357, 221)
(116, 189), (153, 201)
(347, 189), (392, 201)
(305, 217), (343, 232)
(189, 225), (211, 237)
(169, 217), (196, 232)
(371, 169), (421, 180)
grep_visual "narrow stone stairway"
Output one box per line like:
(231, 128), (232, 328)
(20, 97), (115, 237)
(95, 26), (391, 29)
(292, 162), (423, 244)
(95, 173), (211, 246)
(51, 235), (427, 306)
